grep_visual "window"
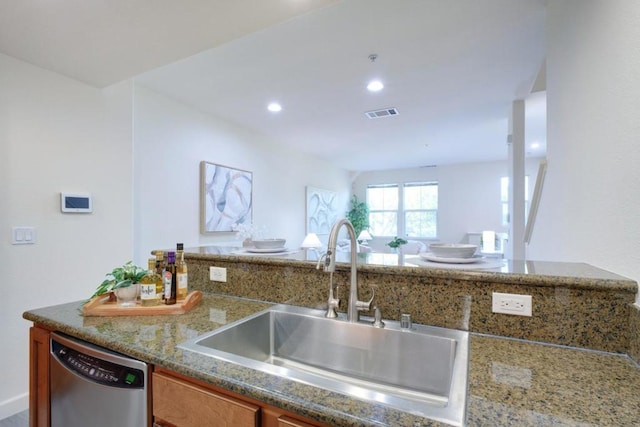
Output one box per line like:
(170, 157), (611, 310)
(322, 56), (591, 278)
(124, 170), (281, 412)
(501, 176), (529, 226)
(404, 182), (438, 238)
(367, 182), (438, 238)
(367, 184), (398, 236)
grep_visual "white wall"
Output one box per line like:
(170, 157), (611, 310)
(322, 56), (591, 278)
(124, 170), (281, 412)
(0, 53), (134, 418)
(352, 158), (542, 253)
(528, 1), (640, 302)
(133, 85), (351, 264)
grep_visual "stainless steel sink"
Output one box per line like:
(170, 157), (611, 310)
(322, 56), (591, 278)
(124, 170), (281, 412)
(178, 304), (469, 426)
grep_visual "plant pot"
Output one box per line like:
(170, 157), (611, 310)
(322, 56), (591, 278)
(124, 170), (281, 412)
(114, 284), (140, 307)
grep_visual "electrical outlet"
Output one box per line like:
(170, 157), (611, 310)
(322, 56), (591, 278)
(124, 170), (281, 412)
(492, 292), (532, 316)
(209, 266), (227, 282)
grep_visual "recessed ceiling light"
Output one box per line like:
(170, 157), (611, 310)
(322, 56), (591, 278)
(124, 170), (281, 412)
(267, 102), (282, 112)
(367, 80), (384, 92)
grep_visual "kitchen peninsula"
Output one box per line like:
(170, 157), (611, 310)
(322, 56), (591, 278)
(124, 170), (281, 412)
(184, 246), (638, 355)
(24, 246), (640, 426)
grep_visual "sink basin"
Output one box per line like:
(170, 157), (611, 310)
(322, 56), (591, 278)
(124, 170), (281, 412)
(178, 304), (469, 425)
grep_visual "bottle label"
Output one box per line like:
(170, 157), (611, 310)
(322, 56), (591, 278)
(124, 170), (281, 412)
(177, 273), (188, 300)
(164, 272), (172, 300)
(177, 273), (188, 289)
(140, 284), (156, 300)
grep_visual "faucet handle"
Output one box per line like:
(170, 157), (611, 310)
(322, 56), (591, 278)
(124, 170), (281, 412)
(355, 285), (375, 311)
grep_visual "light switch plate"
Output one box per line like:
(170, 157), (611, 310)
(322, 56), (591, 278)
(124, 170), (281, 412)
(12, 227), (36, 245)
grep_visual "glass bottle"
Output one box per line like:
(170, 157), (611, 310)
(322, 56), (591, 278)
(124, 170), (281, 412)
(139, 258), (162, 306)
(155, 251), (165, 302)
(176, 243), (188, 300)
(164, 251), (177, 305)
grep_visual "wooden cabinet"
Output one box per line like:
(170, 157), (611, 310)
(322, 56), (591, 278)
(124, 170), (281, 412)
(276, 414), (318, 427)
(153, 372), (259, 427)
(152, 368), (325, 427)
(29, 325), (51, 427)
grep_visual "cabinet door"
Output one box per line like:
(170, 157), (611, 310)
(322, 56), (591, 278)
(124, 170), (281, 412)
(29, 325), (51, 427)
(152, 372), (259, 427)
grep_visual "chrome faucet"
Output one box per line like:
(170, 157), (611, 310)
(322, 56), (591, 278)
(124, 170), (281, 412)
(322, 219), (373, 322)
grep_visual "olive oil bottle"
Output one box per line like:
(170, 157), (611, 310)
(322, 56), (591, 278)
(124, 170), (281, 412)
(176, 243), (188, 300)
(139, 258), (162, 306)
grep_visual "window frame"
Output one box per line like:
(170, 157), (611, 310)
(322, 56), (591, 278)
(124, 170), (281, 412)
(403, 181), (438, 239)
(366, 184), (399, 237)
(366, 181), (438, 239)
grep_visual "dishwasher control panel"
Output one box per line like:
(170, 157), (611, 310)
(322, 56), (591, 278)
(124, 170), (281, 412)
(51, 339), (145, 388)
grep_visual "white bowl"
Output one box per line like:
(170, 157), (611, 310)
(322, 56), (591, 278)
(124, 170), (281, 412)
(252, 238), (286, 249)
(428, 243), (477, 259)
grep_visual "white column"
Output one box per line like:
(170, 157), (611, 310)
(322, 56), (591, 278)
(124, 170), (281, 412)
(509, 100), (526, 260)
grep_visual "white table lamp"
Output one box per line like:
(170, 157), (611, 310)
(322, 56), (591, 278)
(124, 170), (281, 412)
(301, 233), (323, 249)
(357, 230), (373, 243)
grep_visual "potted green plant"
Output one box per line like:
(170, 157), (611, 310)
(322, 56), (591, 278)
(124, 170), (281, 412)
(88, 261), (148, 306)
(386, 237), (408, 250)
(346, 195), (369, 238)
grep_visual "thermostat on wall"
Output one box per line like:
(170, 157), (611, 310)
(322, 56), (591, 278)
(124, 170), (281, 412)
(60, 193), (93, 213)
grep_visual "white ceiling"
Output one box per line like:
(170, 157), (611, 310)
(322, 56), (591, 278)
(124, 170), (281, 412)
(1, 0), (547, 172)
(0, 0), (339, 87)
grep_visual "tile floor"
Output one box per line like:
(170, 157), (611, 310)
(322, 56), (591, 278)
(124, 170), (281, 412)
(0, 410), (28, 427)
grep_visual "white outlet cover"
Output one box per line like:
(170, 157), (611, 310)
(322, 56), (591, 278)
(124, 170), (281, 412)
(209, 266), (227, 282)
(492, 292), (532, 316)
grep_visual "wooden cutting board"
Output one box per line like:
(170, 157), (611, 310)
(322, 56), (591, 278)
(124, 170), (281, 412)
(82, 290), (202, 317)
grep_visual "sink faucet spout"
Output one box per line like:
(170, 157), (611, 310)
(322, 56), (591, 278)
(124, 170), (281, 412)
(324, 219), (371, 322)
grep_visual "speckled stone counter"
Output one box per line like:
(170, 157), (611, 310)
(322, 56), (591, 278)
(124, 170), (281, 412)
(24, 294), (640, 426)
(182, 247), (638, 355)
(631, 304), (640, 362)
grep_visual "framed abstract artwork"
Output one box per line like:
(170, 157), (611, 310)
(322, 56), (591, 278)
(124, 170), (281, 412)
(306, 186), (338, 235)
(200, 161), (252, 233)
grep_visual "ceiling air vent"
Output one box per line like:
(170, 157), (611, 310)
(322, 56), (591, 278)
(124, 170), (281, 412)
(365, 107), (399, 119)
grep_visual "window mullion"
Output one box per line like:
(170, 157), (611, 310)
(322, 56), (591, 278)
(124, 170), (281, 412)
(398, 184), (405, 237)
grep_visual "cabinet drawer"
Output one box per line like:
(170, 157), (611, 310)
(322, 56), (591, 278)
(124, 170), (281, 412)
(277, 415), (318, 427)
(153, 372), (259, 427)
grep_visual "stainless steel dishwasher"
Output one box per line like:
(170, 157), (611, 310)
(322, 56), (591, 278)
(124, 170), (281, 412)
(50, 332), (149, 427)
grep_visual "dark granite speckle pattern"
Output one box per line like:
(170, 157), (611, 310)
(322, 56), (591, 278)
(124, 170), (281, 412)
(184, 248), (637, 354)
(467, 335), (640, 426)
(24, 293), (640, 427)
(631, 303), (640, 363)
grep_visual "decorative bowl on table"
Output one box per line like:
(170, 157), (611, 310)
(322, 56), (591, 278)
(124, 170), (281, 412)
(252, 238), (286, 249)
(428, 243), (477, 259)
(113, 284), (140, 307)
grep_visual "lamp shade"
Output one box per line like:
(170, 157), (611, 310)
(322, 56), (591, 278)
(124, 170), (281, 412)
(357, 230), (373, 241)
(300, 233), (323, 249)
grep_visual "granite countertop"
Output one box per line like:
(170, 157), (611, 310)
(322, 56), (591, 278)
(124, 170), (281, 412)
(24, 293), (640, 426)
(184, 246), (638, 291)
